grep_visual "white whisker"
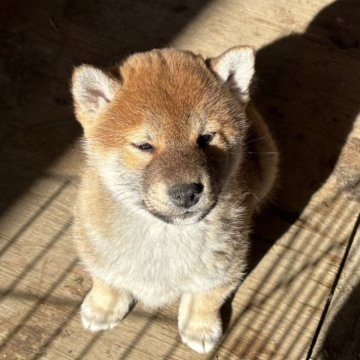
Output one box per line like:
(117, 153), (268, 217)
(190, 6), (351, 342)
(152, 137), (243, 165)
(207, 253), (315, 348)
(248, 151), (278, 155)
(245, 134), (270, 144)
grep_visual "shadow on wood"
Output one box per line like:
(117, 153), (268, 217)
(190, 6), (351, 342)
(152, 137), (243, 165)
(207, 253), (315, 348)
(0, 0), (210, 217)
(318, 279), (360, 359)
(250, 0), (360, 269)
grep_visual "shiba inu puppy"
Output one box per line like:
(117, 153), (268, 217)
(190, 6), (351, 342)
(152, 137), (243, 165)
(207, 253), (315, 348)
(71, 46), (278, 353)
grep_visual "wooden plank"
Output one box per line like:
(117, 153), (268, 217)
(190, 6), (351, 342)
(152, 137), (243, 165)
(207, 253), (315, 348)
(1, 0), (360, 359)
(311, 217), (360, 359)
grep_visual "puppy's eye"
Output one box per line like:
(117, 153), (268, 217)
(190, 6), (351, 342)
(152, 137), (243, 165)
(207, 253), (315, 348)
(132, 143), (154, 152)
(197, 133), (215, 149)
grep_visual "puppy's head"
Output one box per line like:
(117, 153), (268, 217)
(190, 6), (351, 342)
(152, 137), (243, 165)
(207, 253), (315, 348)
(72, 47), (254, 224)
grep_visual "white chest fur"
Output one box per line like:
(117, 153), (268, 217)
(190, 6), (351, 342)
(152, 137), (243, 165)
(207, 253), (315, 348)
(84, 208), (227, 308)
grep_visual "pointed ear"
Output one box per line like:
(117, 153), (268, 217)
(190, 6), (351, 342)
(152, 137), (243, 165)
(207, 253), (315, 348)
(208, 46), (255, 103)
(71, 65), (121, 127)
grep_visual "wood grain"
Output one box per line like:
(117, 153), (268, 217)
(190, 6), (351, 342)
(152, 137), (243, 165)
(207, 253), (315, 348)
(0, 0), (359, 359)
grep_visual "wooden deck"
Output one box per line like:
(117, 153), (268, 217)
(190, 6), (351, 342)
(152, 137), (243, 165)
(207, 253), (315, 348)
(1, 0), (359, 359)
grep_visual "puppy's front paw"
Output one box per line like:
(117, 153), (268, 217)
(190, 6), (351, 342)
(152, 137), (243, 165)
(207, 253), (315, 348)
(179, 314), (222, 353)
(80, 290), (132, 332)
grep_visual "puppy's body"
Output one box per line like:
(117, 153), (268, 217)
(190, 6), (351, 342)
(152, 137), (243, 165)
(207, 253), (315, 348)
(72, 48), (278, 353)
(75, 168), (248, 308)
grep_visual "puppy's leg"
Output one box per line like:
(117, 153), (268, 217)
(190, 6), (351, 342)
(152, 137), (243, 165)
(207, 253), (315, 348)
(178, 284), (236, 353)
(81, 277), (133, 332)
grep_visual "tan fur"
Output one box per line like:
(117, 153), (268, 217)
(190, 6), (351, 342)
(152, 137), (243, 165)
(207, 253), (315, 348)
(71, 47), (278, 353)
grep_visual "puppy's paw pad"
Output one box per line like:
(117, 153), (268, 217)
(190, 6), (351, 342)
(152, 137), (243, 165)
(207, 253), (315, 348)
(180, 321), (222, 353)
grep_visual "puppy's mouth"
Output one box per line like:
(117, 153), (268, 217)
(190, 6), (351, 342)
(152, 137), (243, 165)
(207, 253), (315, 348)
(141, 200), (217, 225)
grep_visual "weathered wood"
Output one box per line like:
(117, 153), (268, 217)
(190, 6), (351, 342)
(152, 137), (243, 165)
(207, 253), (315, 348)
(1, 0), (359, 359)
(311, 218), (360, 360)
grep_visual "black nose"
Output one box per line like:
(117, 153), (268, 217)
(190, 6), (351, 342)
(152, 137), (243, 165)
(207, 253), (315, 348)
(168, 183), (204, 208)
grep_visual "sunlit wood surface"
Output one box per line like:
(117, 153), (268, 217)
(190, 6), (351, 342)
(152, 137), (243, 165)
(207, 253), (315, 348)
(1, 0), (359, 359)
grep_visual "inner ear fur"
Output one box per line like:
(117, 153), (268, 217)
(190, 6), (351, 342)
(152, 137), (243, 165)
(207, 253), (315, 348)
(208, 46), (255, 103)
(71, 65), (121, 128)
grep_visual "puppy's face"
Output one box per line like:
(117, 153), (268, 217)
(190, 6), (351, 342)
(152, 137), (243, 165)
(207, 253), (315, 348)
(72, 47), (254, 224)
